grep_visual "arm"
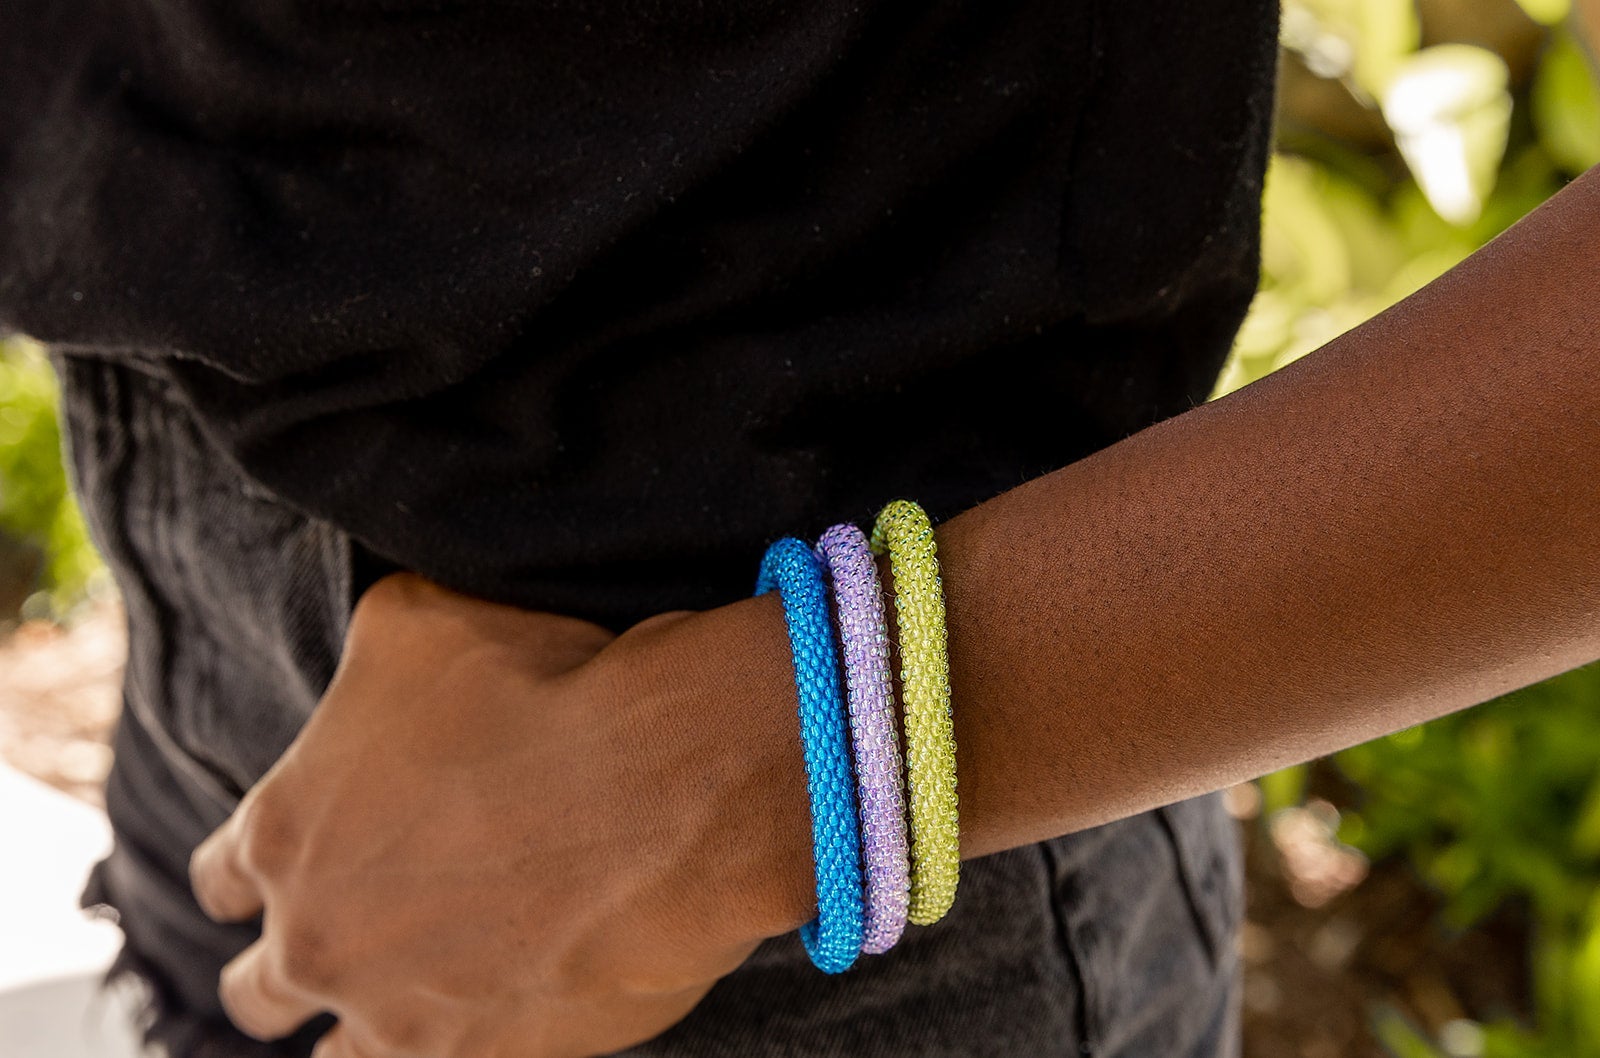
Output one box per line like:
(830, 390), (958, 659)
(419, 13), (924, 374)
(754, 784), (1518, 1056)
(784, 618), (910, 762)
(939, 160), (1600, 858)
(189, 164), (1600, 1056)
(735, 160), (1600, 917)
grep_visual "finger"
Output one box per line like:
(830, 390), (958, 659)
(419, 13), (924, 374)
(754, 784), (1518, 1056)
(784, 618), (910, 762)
(218, 939), (323, 1042)
(310, 1025), (378, 1058)
(190, 808), (265, 922)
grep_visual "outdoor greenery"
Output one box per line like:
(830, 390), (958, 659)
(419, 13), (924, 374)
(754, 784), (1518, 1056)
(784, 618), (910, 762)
(0, 337), (98, 620)
(0, 1), (1595, 1054)
(1212, 2), (1600, 1055)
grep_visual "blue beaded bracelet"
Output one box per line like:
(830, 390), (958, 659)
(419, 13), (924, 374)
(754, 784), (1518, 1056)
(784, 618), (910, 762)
(755, 536), (865, 974)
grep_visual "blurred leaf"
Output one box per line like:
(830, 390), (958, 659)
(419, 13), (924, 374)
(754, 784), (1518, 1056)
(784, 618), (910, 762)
(1470, 146), (1566, 243)
(1575, 897), (1600, 1047)
(1260, 155), (1355, 303)
(1352, 0), (1422, 96)
(1567, 773), (1600, 858)
(1382, 45), (1513, 225)
(1531, 28), (1600, 173)
(0, 337), (100, 616)
(1259, 764), (1310, 816)
(1373, 1005), (1449, 1058)
(1512, 0), (1572, 26)
(1318, 166), (1410, 284)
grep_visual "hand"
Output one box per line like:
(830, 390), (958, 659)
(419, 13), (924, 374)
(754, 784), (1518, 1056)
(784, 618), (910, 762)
(188, 572), (813, 1057)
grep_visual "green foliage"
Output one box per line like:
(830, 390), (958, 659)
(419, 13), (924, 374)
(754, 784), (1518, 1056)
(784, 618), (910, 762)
(1215, 4), (1600, 1056)
(1372, 1008), (1463, 1058)
(1512, 0), (1572, 25)
(1533, 29), (1600, 173)
(0, 337), (100, 618)
(1340, 666), (1600, 1057)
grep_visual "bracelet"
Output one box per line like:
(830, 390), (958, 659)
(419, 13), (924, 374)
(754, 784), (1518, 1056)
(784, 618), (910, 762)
(815, 523), (909, 955)
(755, 537), (865, 973)
(870, 500), (959, 926)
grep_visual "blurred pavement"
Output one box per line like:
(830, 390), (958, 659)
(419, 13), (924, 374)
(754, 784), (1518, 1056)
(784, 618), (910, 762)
(0, 762), (142, 1057)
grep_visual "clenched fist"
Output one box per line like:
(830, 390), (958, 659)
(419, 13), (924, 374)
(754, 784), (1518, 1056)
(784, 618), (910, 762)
(189, 572), (813, 1057)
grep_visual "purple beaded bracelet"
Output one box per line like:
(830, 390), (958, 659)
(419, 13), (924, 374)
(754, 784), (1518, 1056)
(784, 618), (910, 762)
(816, 523), (910, 954)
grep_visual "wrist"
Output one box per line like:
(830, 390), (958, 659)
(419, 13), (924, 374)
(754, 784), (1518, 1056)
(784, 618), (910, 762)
(670, 593), (819, 940)
(640, 545), (904, 948)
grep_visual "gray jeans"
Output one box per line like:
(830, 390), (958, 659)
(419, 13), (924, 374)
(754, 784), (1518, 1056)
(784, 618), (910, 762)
(56, 350), (1242, 1057)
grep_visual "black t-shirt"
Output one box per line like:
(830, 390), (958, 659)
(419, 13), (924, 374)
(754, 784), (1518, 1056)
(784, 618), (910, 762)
(1, 0), (1280, 629)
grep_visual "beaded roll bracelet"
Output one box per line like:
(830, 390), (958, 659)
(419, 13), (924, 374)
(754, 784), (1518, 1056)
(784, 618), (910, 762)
(755, 537), (865, 973)
(869, 500), (959, 926)
(815, 523), (909, 955)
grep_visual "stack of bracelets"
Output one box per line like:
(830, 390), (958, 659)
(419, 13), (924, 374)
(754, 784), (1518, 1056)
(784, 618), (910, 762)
(754, 499), (959, 974)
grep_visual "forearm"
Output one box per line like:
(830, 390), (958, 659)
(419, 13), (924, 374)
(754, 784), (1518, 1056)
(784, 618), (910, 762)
(719, 165), (1600, 932)
(938, 163), (1600, 859)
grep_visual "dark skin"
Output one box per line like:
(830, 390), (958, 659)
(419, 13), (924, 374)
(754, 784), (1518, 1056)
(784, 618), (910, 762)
(190, 161), (1600, 1057)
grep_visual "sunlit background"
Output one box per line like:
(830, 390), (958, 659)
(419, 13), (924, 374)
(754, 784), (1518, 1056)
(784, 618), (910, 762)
(1, 2), (1597, 1056)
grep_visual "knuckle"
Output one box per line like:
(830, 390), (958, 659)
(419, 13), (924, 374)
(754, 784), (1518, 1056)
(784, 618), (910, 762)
(622, 609), (694, 641)
(538, 948), (588, 999)
(185, 843), (217, 897)
(369, 1008), (430, 1054)
(218, 970), (278, 1040)
(355, 571), (436, 623)
(237, 795), (298, 876)
(217, 976), (253, 1029)
(221, 999), (274, 1040)
(277, 919), (342, 994)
